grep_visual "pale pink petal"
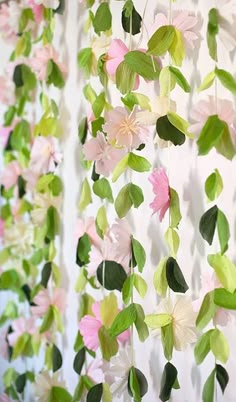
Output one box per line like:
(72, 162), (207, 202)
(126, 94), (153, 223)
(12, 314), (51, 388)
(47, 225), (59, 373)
(79, 316), (102, 351)
(149, 168), (170, 221)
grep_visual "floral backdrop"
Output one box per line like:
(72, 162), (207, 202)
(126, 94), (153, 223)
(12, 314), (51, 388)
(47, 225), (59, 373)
(1, 0), (236, 401)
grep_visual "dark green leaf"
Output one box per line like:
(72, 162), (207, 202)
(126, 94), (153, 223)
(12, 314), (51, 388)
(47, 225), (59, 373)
(199, 205), (218, 245)
(124, 51), (160, 80)
(159, 362), (178, 402)
(86, 383), (103, 402)
(54, 0), (65, 14)
(166, 257), (188, 293)
(156, 115), (186, 146)
(73, 347), (86, 375)
(207, 8), (219, 61)
(78, 117), (88, 145)
(76, 233), (91, 267)
(93, 3), (112, 34)
(97, 260), (127, 291)
(216, 364), (229, 394)
(15, 373), (26, 393)
(52, 344), (63, 372)
(41, 263), (52, 288)
(122, 2), (142, 35)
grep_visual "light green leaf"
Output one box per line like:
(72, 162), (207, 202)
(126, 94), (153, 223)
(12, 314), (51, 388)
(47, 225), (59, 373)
(100, 293), (118, 328)
(159, 66), (176, 97)
(134, 274), (147, 298)
(116, 60), (137, 94)
(217, 209), (230, 254)
(122, 274), (134, 305)
(214, 288), (236, 310)
(194, 330), (213, 365)
(165, 227), (180, 257)
(215, 68), (236, 94)
(203, 369), (216, 402)
(169, 188), (182, 228)
(98, 326), (118, 361)
(93, 3), (112, 34)
(12, 333), (30, 360)
(40, 306), (54, 333)
(169, 28), (185, 66)
(198, 70), (216, 92)
(112, 153), (129, 182)
(169, 66), (191, 92)
(131, 236), (146, 272)
(215, 122), (235, 160)
(205, 169), (223, 201)
(196, 291), (217, 330)
(153, 258), (168, 297)
(129, 183), (144, 208)
(207, 8), (219, 61)
(92, 92), (106, 118)
(167, 112), (194, 139)
(208, 253), (236, 293)
(147, 25), (175, 56)
(197, 115), (225, 155)
(110, 303), (137, 337)
(145, 314), (172, 329)
(128, 152), (151, 172)
(115, 183), (133, 218)
(134, 304), (149, 342)
(48, 387), (72, 402)
(96, 206), (108, 237)
(125, 51), (160, 80)
(83, 84), (97, 104)
(210, 329), (229, 364)
(93, 178), (113, 202)
(78, 178), (92, 212)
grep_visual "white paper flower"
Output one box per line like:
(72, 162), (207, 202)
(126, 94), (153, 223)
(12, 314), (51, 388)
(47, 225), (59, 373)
(105, 346), (132, 398)
(216, 0), (236, 51)
(3, 221), (34, 256)
(34, 371), (65, 402)
(156, 296), (197, 351)
(31, 193), (62, 226)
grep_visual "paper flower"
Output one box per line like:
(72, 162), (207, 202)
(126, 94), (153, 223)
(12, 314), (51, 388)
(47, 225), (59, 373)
(0, 76), (15, 105)
(0, 394), (16, 402)
(75, 217), (102, 248)
(1, 161), (21, 190)
(7, 317), (36, 347)
(194, 271), (236, 327)
(30, 44), (67, 80)
(0, 2), (22, 42)
(105, 346), (132, 398)
(156, 296), (197, 351)
(27, 0), (43, 23)
(34, 371), (65, 402)
(31, 193), (62, 226)
(150, 10), (199, 49)
(83, 131), (125, 177)
(216, 0), (236, 51)
(34, 0), (59, 9)
(103, 106), (150, 149)
(31, 288), (66, 318)
(86, 359), (105, 384)
(3, 221), (34, 256)
(149, 168), (170, 221)
(29, 136), (62, 175)
(0, 126), (12, 148)
(79, 301), (130, 352)
(190, 96), (236, 142)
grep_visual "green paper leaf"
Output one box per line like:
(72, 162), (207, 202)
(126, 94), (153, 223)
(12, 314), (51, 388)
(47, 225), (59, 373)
(169, 28), (185, 66)
(78, 117), (88, 145)
(0, 269), (21, 290)
(215, 122), (235, 160)
(128, 153), (151, 173)
(98, 326), (118, 361)
(15, 373), (26, 393)
(147, 25), (175, 56)
(96, 206), (108, 238)
(131, 236), (146, 273)
(41, 262), (52, 288)
(161, 323), (174, 361)
(93, 178), (113, 202)
(116, 60), (137, 94)
(217, 209), (230, 254)
(40, 306), (54, 333)
(202, 369), (216, 402)
(214, 288), (236, 309)
(205, 169), (223, 201)
(208, 253), (236, 293)
(134, 274), (147, 298)
(48, 387), (72, 402)
(207, 8), (219, 61)
(134, 304), (149, 342)
(153, 258), (168, 297)
(78, 48), (93, 77)
(215, 68), (236, 95)
(156, 115), (186, 146)
(197, 115), (225, 156)
(52, 344), (63, 372)
(100, 293), (118, 328)
(129, 183), (144, 208)
(73, 347), (86, 375)
(159, 362), (178, 402)
(196, 291), (217, 330)
(124, 51), (160, 80)
(79, 178), (92, 212)
(159, 66), (176, 96)
(46, 206), (60, 241)
(110, 303), (137, 337)
(194, 330), (213, 365)
(165, 227), (180, 257)
(12, 333), (30, 360)
(10, 119), (31, 150)
(122, 2), (142, 35)
(46, 60), (65, 88)
(199, 205), (218, 245)
(145, 314), (172, 329)
(216, 364), (229, 394)
(169, 66), (191, 92)
(112, 153), (129, 182)
(128, 367), (148, 401)
(93, 3), (112, 34)
(86, 383), (103, 402)
(210, 328), (229, 364)
(92, 92), (106, 118)
(122, 274), (134, 305)
(97, 260), (127, 291)
(13, 64), (36, 91)
(167, 112), (193, 138)
(115, 183), (133, 218)
(198, 70), (216, 92)
(166, 257), (189, 293)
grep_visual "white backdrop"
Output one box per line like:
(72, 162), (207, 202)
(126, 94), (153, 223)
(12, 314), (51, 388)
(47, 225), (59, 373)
(1, 1), (236, 401)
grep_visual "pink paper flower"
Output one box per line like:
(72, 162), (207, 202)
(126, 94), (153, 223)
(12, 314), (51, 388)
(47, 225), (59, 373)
(79, 301), (130, 352)
(0, 394), (16, 402)
(150, 10), (199, 49)
(30, 44), (67, 81)
(7, 317), (36, 347)
(29, 136), (62, 175)
(103, 106), (150, 149)
(106, 39), (140, 90)
(0, 2), (21, 43)
(75, 217), (102, 248)
(149, 168), (170, 221)
(0, 126), (12, 148)
(28, 0), (43, 23)
(31, 288), (66, 317)
(190, 96), (236, 142)
(1, 161), (21, 190)
(83, 131), (125, 177)
(0, 76), (15, 105)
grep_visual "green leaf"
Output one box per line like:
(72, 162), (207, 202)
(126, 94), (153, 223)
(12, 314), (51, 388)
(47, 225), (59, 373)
(99, 326), (119, 361)
(129, 183), (144, 208)
(128, 153), (151, 172)
(116, 60), (137, 94)
(156, 115), (186, 146)
(122, 2), (142, 35)
(13, 64), (36, 91)
(112, 154), (129, 182)
(41, 262), (52, 288)
(169, 28), (185, 66)
(159, 66), (176, 96)
(96, 206), (108, 238)
(161, 323), (174, 361)
(92, 92), (105, 118)
(147, 25), (175, 56)
(166, 257), (189, 293)
(46, 206), (60, 241)
(79, 178), (92, 212)
(216, 364), (229, 394)
(208, 253), (236, 293)
(52, 344), (63, 372)
(73, 347), (86, 375)
(194, 330), (213, 365)
(207, 8), (219, 61)
(12, 333), (30, 360)
(110, 303), (137, 337)
(86, 383), (103, 402)
(97, 260), (127, 291)
(202, 369), (216, 402)
(154, 258), (168, 297)
(198, 70), (216, 92)
(131, 237), (146, 273)
(122, 275), (134, 305)
(215, 122), (235, 160)
(78, 48), (93, 77)
(78, 117), (88, 145)
(215, 68), (236, 94)
(197, 115), (225, 155)
(145, 314), (172, 329)
(93, 3), (112, 34)
(159, 362), (178, 402)
(15, 373), (27, 393)
(93, 178), (113, 202)
(210, 328), (229, 364)
(0, 269), (21, 290)
(214, 288), (236, 309)
(134, 274), (147, 298)
(169, 66), (191, 92)
(167, 112), (193, 138)
(128, 367), (148, 401)
(115, 183), (133, 218)
(48, 387), (72, 402)
(10, 120), (31, 150)
(165, 227), (180, 257)
(134, 304), (149, 342)
(100, 293), (118, 328)
(124, 51), (160, 80)
(217, 209), (230, 254)
(83, 84), (97, 104)
(46, 60), (65, 88)
(196, 291), (217, 330)
(205, 169), (223, 201)
(199, 205), (218, 245)
(40, 306), (54, 333)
